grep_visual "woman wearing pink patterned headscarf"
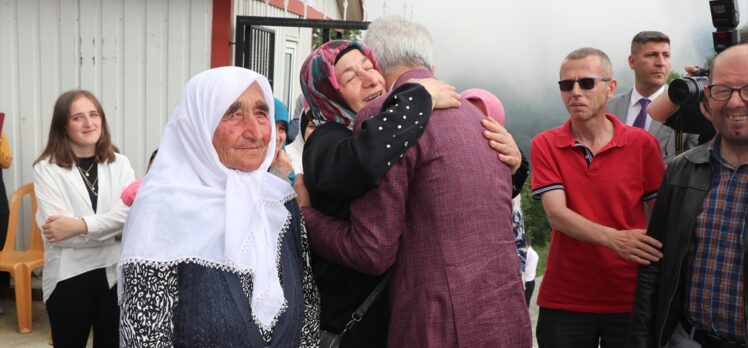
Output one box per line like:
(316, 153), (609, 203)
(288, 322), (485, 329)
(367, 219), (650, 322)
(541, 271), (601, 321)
(299, 40), (448, 199)
(298, 40), (453, 348)
(300, 40), (381, 127)
(298, 41), (522, 348)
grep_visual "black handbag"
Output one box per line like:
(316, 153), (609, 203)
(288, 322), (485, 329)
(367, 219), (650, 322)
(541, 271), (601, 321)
(318, 271), (392, 348)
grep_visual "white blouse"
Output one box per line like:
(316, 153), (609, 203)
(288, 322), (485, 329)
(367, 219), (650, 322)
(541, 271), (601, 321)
(33, 153), (135, 302)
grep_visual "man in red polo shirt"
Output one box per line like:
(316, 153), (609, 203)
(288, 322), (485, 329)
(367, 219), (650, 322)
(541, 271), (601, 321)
(531, 47), (665, 348)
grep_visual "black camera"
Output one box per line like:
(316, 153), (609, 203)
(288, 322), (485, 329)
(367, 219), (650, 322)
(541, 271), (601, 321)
(668, 69), (710, 106)
(670, 0), (741, 106)
(710, 0), (741, 52)
(664, 0), (740, 144)
(667, 69), (715, 144)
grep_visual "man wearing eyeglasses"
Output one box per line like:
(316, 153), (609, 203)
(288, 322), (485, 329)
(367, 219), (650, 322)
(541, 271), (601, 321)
(607, 31), (699, 164)
(628, 44), (748, 348)
(531, 47), (666, 348)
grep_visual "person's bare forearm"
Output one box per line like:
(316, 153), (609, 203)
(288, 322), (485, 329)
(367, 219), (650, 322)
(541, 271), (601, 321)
(648, 92), (680, 123)
(543, 200), (615, 247)
(540, 190), (662, 264)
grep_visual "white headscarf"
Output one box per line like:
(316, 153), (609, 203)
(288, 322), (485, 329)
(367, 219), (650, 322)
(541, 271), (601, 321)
(120, 67), (295, 331)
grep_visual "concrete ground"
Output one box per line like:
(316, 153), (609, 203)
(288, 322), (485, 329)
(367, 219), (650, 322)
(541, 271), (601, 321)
(0, 273), (52, 348)
(0, 275), (541, 347)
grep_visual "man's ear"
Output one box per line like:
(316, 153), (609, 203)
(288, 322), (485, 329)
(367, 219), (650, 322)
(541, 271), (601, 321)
(608, 79), (618, 97)
(700, 86), (715, 123)
(700, 99), (714, 123)
(628, 55), (636, 69)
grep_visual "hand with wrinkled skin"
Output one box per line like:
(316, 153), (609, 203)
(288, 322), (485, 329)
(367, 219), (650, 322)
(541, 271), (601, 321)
(43, 215), (87, 243)
(293, 173), (311, 208)
(270, 150), (293, 178)
(481, 117), (521, 173)
(407, 78), (461, 110)
(606, 228), (663, 265)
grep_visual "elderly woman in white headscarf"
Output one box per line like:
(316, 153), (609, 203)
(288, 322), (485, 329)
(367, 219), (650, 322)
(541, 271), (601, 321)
(118, 67), (320, 347)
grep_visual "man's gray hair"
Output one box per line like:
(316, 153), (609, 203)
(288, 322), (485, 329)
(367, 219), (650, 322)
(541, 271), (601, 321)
(561, 47), (614, 78)
(364, 17), (433, 74)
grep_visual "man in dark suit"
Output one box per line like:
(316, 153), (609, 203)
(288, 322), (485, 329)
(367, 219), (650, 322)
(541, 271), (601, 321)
(297, 17), (532, 348)
(607, 31), (698, 164)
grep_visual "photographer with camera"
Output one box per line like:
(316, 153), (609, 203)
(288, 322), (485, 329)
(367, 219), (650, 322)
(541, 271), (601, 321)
(643, 0), (743, 150)
(647, 66), (717, 146)
(607, 31), (699, 164)
(627, 43), (748, 348)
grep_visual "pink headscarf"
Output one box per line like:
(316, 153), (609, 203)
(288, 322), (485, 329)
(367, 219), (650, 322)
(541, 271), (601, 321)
(299, 40), (382, 127)
(461, 88), (506, 126)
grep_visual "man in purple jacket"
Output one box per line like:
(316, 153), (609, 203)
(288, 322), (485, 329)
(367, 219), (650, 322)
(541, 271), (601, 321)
(296, 17), (532, 347)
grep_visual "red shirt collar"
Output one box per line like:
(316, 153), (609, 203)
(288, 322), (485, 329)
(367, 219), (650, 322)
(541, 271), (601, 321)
(555, 114), (629, 151)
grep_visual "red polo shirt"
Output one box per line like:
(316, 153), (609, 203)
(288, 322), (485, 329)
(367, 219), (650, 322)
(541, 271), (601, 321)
(531, 114), (664, 313)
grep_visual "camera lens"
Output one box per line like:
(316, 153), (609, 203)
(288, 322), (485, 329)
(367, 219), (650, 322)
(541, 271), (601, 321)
(669, 77), (710, 106)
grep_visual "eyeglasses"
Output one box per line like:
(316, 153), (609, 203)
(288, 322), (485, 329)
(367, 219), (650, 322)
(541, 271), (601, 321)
(558, 77), (611, 92)
(707, 84), (748, 102)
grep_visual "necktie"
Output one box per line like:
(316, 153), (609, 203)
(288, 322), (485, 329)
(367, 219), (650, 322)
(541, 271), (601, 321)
(632, 98), (650, 129)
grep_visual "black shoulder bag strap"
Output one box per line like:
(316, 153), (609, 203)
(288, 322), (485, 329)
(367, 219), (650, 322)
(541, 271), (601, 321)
(339, 270), (392, 335)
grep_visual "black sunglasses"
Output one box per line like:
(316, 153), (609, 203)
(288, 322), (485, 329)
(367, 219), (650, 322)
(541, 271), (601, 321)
(558, 77), (611, 92)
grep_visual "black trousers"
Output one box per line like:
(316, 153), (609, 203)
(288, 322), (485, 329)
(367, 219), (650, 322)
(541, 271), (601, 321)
(537, 307), (630, 348)
(524, 280), (535, 307)
(45, 268), (119, 348)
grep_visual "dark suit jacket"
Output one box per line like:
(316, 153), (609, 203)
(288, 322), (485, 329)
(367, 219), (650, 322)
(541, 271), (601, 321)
(607, 88), (698, 164)
(302, 68), (532, 347)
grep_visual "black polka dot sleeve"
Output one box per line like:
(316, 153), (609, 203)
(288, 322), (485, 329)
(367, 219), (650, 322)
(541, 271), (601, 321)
(352, 83), (432, 184)
(302, 83), (432, 201)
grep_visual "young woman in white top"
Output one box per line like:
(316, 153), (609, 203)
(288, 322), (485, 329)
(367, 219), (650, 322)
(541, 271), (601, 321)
(33, 90), (134, 347)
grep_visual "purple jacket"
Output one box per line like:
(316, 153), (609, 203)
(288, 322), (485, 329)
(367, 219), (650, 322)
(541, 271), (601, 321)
(302, 68), (532, 347)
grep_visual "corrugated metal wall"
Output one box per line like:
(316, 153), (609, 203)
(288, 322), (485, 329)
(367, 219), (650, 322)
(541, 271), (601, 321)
(0, 0), (212, 246)
(0, 0), (347, 246)
(0, 0), (212, 189)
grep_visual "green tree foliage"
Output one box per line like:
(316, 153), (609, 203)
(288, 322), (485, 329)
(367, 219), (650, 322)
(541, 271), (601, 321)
(312, 28), (362, 49)
(666, 71), (682, 85)
(519, 175), (551, 247)
(701, 24), (748, 70)
(507, 117), (565, 155)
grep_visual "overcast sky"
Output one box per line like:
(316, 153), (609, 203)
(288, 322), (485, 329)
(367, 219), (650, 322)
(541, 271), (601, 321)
(361, 0), (747, 134)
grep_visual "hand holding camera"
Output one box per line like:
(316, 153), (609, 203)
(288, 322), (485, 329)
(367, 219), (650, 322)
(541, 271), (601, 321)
(649, 0), (740, 144)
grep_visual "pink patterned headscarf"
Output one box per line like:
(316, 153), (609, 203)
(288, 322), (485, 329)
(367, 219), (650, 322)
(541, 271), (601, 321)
(461, 88), (506, 126)
(299, 40), (382, 127)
